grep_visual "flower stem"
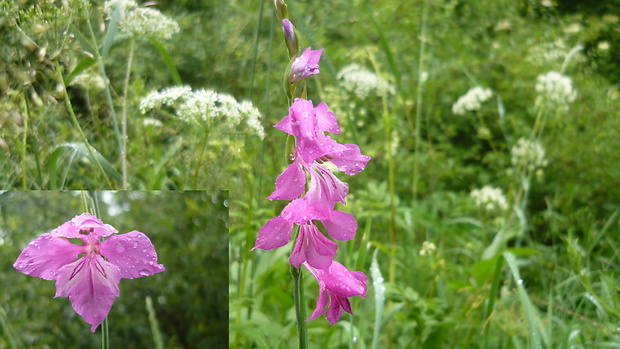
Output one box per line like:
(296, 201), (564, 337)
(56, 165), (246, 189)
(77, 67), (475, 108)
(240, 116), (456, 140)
(54, 60), (113, 188)
(291, 264), (308, 349)
(121, 38), (135, 189)
(101, 316), (109, 349)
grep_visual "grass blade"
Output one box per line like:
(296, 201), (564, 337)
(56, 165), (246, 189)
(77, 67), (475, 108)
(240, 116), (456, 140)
(147, 36), (183, 85)
(371, 249), (385, 349)
(50, 142), (122, 185)
(503, 251), (543, 349)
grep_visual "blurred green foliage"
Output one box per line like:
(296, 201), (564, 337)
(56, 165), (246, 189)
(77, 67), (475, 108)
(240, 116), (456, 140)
(0, 190), (228, 348)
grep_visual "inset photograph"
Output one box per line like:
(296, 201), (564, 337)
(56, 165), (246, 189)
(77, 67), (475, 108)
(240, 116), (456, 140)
(0, 190), (228, 348)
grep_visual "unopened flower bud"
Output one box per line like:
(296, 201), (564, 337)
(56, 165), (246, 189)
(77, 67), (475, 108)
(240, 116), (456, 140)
(282, 19), (299, 57)
(274, 0), (288, 21)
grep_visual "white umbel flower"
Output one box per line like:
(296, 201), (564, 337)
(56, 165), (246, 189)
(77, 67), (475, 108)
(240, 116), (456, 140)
(104, 0), (180, 40)
(452, 86), (493, 115)
(139, 86), (265, 138)
(470, 185), (509, 212)
(510, 138), (549, 172)
(535, 71), (577, 111)
(337, 64), (395, 99)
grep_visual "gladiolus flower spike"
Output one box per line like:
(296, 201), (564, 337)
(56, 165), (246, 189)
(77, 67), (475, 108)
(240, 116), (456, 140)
(253, 35), (370, 324)
(13, 213), (165, 332)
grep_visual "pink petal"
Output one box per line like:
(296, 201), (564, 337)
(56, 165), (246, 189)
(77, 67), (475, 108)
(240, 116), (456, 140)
(322, 210), (357, 241)
(274, 98), (315, 139)
(329, 144), (371, 175)
(251, 216), (293, 250)
(267, 162), (306, 201)
(52, 213), (118, 240)
(315, 102), (340, 134)
(289, 48), (323, 83)
(13, 233), (84, 281)
(100, 231), (165, 279)
(323, 261), (368, 298)
(312, 165), (349, 206)
(306, 282), (328, 321)
(281, 197), (331, 225)
(55, 256), (121, 332)
(325, 294), (347, 325)
(289, 224), (337, 269)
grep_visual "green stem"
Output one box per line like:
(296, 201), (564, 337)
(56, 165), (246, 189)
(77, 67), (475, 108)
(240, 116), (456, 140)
(20, 98), (29, 190)
(291, 264), (308, 349)
(101, 317), (109, 349)
(121, 38), (135, 190)
(55, 60), (113, 188)
(85, 15), (122, 154)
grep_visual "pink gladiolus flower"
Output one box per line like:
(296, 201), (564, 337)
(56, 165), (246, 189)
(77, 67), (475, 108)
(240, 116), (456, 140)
(13, 213), (165, 332)
(289, 47), (324, 83)
(305, 261), (368, 325)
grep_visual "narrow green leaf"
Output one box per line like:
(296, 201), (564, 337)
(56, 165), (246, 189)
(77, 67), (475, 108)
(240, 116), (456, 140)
(101, 2), (123, 58)
(65, 57), (97, 85)
(70, 24), (96, 54)
(147, 36), (183, 85)
(503, 251), (543, 349)
(371, 249), (385, 349)
(364, 0), (402, 93)
(51, 142), (122, 184)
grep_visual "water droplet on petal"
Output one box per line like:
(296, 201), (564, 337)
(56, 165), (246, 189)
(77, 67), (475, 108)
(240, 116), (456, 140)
(138, 269), (150, 277)
(133, 241), (139, 249)
(117, 241), (125, 252)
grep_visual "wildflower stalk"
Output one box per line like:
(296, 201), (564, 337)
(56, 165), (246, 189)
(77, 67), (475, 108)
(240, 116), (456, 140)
(54, 60), (113, 188)
(101, 317), (109, 349)
(121, 37), (136, 189)
(20, 99), (29, 190)
(84, 14), (123, 155)
(291, 259), (308, 349)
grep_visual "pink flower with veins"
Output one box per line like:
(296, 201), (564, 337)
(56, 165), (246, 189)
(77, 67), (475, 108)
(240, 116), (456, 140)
(289, 47), (324, 83)
(304, 261), (368, 325)
(13, 213), (164, 332)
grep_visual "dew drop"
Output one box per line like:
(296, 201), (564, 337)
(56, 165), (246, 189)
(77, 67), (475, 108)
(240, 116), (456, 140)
(138, 269), (150, 277)
(133, 241), (139, 249)
(117, 241), (125, 252)
(517, 279), (524, 285)
(148, 261), (154, 265)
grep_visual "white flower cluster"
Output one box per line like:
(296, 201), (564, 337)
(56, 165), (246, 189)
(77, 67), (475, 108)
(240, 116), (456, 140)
(470, 185), (509, 212)
(535, 71), (577, 111)
(526, 39), (568, 66)
(337, 64), (395, 99)
(419, 241), (437, 256)
(139, 86), (265, 138)
(452, 86), (493, 115)
(104, 0), (180, 40)
(510, 138), (549, 172)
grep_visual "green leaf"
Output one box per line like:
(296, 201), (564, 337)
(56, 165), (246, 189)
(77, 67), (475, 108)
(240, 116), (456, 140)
(503, 251), (544, 349)
(147, 36), (183, 85)
(371, 249), (385, 349)
(65, 57), (96, 85)
(49, 142), (121, 186)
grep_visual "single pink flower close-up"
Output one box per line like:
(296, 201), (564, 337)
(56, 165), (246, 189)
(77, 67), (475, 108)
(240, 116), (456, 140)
(304, 261), (368, 325)
(289, 47), (324, 83)
(13, 213), (165, 332)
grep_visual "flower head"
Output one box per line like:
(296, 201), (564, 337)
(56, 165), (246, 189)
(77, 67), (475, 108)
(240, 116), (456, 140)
(289, 47), (324, 83)
(305, 261), (368, 325)
(535, 71), (577, 112)
(13, 213), (165, 332)
(452, 86), (493, 115)
(470, 185), (509, 212)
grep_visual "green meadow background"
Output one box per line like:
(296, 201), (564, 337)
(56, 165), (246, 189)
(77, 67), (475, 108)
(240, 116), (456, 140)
(1, 0), (619, 348)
